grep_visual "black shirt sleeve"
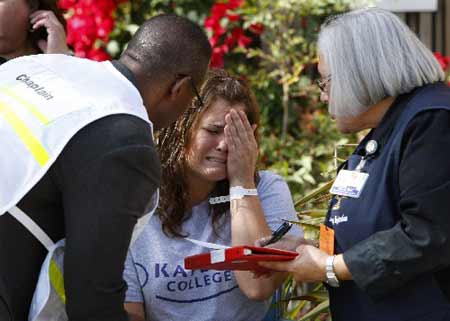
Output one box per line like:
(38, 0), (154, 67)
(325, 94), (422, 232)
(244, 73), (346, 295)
(0, 114), (160, 321)
(343, 109), (450, 300)
(54, 114), (160, 321)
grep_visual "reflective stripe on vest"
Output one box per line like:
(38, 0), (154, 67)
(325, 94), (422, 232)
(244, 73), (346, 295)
(0, 54), (152, 216)
(49, 259), (65, 305)
(0, 86), (50, 124)
(9, 206), (66, 313)
(0, 100), (49, 166)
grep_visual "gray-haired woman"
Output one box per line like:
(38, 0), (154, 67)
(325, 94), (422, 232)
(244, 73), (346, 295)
(259, 7), (450, 321)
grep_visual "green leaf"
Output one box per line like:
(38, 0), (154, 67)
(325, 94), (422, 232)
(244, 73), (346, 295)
(298, 299), (330, 321)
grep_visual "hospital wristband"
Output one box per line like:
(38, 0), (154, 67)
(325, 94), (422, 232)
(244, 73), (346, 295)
(229, 186), (258, 200)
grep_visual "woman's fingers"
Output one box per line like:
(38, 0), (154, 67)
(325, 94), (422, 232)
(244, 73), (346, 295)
(227, 110), (244, 145)
(224, 113), (237, 151)
(238, 110), (255, 142)
(227, 109), (257, 148)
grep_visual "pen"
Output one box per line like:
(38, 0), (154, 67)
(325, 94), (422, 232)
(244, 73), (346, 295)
(261, 221), (293, 247)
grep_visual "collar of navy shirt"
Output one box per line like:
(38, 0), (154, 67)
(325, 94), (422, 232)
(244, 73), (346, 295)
(339, 86), (422, 173)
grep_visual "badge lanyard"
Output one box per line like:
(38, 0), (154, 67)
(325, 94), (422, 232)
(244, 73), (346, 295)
(323, 95), (410, 253)
(329, 141), (376, 198)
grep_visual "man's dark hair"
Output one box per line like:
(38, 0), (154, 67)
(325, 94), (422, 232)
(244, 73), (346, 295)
(122, 14), (212, 84)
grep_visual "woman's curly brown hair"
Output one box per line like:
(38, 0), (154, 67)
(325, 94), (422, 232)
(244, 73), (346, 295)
(157, 68), (261, 237)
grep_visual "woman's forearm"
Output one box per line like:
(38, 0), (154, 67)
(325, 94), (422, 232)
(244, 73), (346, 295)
(230, 194), (285, 300)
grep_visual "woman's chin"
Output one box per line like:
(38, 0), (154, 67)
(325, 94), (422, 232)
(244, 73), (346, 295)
(202, 168), (227, 182)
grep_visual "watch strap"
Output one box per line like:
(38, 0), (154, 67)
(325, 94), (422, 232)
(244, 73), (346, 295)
(325, 255), (340, 287)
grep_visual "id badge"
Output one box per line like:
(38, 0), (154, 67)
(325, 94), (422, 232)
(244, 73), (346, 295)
(330, 169), (369, 198)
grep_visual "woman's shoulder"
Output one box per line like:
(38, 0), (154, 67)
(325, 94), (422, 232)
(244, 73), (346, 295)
(129, 215), (165, 248)
(257, 170), (288, 187)
(256, 170), (292, 199)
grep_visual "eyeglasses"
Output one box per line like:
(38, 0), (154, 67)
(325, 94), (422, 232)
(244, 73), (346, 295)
(316, 75), (331, 93)
(189, 76), (205, 109)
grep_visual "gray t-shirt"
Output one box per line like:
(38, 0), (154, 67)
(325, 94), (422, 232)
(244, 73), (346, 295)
(124, 171), (303, 321)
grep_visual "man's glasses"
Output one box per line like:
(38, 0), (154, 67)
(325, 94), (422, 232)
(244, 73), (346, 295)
(189, 76), (205, 109)
(316, 75), (331, 93)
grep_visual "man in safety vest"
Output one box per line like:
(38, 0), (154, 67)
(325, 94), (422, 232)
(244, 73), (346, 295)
(0, 14), (211, 321)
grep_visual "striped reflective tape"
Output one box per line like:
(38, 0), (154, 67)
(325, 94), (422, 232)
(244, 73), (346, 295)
(8, 207), (54, 251)
(0, 101), (49, 166)
(49, 259), (66, 305)
(0, 86), (49, 124)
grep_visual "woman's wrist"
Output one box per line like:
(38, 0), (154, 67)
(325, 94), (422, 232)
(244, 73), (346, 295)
(229, 177), (255, 188)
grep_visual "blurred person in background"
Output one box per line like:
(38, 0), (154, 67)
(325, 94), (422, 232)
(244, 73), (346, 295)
(258, 7), (450, 321)
(0, 0), (69, 65)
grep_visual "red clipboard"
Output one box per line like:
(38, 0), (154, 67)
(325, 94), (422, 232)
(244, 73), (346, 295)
(184, 246), (298, 272)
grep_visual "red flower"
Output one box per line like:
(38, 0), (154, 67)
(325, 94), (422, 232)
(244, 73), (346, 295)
(226, 0), (244, 10)
(224, 34), (237, 48)
(59, 0), (126, 60)
(226, 13), (240, 22)
(96, 18), (115, 40)
(210, 3), (228, 19)
(58, 0), (76, 10)
(210, 48), (225, 68)
(248, 23), (264, 35)
(67, 15), (96, 46)
(209, 34), (221, 48)
(434, 52), (450, 71)
(204, 16), (217, 29)
(204, 0), (251, 68)
(87, 47), (111, 61)
(232, 27), (252, 47)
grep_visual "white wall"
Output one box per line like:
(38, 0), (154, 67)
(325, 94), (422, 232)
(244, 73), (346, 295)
(376, 0), (438, 12)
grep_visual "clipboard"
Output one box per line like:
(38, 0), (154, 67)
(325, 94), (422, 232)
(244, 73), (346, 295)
(184, 246), (298, 272)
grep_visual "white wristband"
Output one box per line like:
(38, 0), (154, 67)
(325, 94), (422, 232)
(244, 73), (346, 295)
(229, 186), (258, 200)
(209, 195), (230, 204)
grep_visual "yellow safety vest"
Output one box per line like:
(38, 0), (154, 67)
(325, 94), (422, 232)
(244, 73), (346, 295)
(0, 54), (159, 321)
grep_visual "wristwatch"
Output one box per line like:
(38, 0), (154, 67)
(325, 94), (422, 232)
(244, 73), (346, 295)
(229, 186), (258, 200)
(325, 255), (340, 287)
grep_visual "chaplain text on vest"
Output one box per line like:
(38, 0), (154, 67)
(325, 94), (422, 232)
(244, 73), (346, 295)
(16, 74), (54, 101)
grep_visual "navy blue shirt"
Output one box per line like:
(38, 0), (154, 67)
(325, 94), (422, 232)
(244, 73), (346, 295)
(343, 107), (450, 301)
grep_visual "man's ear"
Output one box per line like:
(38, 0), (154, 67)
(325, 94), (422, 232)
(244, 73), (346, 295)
(169, 75), (190, 100)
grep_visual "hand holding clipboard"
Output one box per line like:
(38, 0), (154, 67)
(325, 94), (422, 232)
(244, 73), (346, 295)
(184, 221), (297, 272)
